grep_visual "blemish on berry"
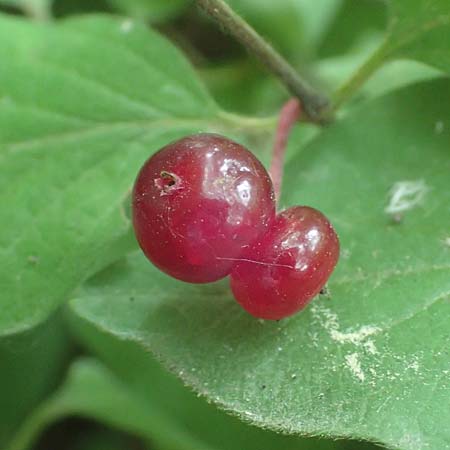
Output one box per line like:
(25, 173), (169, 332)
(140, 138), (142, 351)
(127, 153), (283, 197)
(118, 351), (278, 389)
(154, 171), (181, 195)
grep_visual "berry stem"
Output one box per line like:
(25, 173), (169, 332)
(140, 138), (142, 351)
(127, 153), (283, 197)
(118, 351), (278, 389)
(195, 0), (329, 124)
(270, 98), (301, 202)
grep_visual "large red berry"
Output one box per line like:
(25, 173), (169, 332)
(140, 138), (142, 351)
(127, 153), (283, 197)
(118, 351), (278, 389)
(132, 133), (276, 283)
(230, 206), (339, 320)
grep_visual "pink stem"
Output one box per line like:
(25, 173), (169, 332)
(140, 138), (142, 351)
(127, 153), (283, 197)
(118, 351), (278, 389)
(269, 98), (302, 202)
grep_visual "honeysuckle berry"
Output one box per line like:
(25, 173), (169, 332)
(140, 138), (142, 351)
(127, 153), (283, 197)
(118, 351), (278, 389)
(132, 133), (276, 283)
(230, 206), (339, 320)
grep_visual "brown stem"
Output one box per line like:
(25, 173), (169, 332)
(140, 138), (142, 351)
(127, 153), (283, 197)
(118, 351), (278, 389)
(195, 0), (329, 124)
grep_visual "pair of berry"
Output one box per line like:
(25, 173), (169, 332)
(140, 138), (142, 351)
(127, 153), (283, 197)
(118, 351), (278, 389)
(132, 133), (339, 320)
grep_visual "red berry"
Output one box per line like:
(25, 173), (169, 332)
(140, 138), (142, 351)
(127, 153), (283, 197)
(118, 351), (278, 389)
(132, 134), (276, 283)
(230, 206), (339, 320)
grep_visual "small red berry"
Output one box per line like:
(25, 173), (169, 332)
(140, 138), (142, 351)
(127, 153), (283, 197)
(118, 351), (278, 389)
(132, 134), (276, 283)
(230, 206), (339, 320)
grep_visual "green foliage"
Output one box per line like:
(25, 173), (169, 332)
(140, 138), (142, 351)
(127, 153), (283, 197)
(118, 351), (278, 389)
(0, 315), (69, 447)
(106, 0), (187, 22)
(69, 81), (450, 450)
(227, 0), (343, 58)
(318, 0), (386, 58)
(1, 1), (450, 449)
(9, 358), (201, 450)
(9, 315), (378, 450)
(386, 0), (450, 72)
(0, 14), (218, 336)
(332, 0), (450, 108)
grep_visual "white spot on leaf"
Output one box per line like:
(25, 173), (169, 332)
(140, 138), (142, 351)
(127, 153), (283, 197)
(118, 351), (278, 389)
(434, 120), (444, 134)
(120, 19), (134, 33)
(311, 303), (380, 352)
(385, 179), (430, 215)
(345, 353), (365, 382)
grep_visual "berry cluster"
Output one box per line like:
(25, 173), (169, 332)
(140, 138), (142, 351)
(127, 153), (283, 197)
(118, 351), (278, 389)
(132, 133), (339, 320)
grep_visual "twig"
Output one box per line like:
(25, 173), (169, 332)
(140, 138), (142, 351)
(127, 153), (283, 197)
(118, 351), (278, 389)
(196, 0), (329, 124)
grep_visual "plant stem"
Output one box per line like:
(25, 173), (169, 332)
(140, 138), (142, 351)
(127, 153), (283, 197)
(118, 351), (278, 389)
(330, 38), (391, 112)
(196, 0), (329, 124)
(270, 98), (301, 202)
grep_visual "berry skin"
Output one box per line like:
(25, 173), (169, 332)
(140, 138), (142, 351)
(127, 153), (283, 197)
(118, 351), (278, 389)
(132, 133), (276, 283)
(230, 206), (339, 320)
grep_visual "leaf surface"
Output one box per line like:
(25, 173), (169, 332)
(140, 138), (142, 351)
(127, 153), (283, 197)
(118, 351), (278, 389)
(71, 80), (450, 450)
(66, 318), (376, 450)
(9, 353), (375, 450)
(0, 315), (69, 448)
(385, 0), (450, 72)
(0, 14), (220, 336)
(106, 0), (186, 22)
(8, 358), (212, 450)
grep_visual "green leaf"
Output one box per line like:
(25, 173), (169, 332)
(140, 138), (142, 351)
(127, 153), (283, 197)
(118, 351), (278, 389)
(385, 0), (450, 72)
(358, 59), (444, 102)
(106, 0), (187, 23)
(70, 428), (139, 450)
(0, 314), (69, 448)
(332, 0), (450, 108)
(70, 80), (450, 450)
(226, 0), (342, 58)
(67, 309), (378, 450)
(8, 358), (206, 450)
(104, 0), (342, 57)
(315, 35), (445, 104)
(226, 0), (302, 58)
(0, 14), (223, 336)
(291, 0), (344, 55)
(318, 0), (386, 58)
(9, 353), (371, 450)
